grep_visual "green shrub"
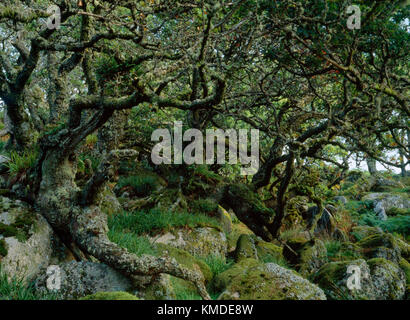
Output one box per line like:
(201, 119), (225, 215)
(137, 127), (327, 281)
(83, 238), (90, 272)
(117, 175), (158, 197)
(5, 150), (38, 176)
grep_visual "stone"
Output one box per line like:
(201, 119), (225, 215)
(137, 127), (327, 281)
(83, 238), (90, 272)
(0, 198), (68, 283)
(34, 261), (134, 299)
(217, 205), (233, 233)
(357, 233), (401, 264)
(215, 259), (326, 300)
(312, 258), (406, 300)
(363, 193), (410, 220)
(234, 234), (258, 262)
(333, 196), (347, 204)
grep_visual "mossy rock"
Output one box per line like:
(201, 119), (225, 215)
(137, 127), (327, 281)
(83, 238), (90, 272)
(233, 234), (284, 265)
(312, 259), (374, 300)
(298, 239), (328, 277)
(396, 238), (410, 261)
(227, 220), (254, 252)
(351, 226), (383, 242)
(367, 258), (406, 300)
(213, 258), (261, 292)
(357, 233), (401, 264)
(337, 242), (363, 261)
(170, 276), (202, 300)
(156, 244), (212, 283)
(255, 239), (284, 264)
(217, 205), (233, 233)
(398, 258), (410, 299)
(80, 291), (139, 300)
(234, 234), (258, 262)
(214, 258), (326, 300)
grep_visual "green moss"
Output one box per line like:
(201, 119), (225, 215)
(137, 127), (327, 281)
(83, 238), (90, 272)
(399, 258), (410, 298)
(80, 292), (139, 300)
(234, 234), (258, 262)
(171, 277), (202, 300)
(213, 258), (261, 293)
(156, 244), (212, 283)
(0, 210), (37, 242)
(357, 233), (397, 249)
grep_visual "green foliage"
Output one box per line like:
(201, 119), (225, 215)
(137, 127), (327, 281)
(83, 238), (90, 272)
(190, 198), (219, 215)
(0, 210), (35, 242)
(107, 231), (157, 257)
(0, 268), (56, 300)
(200, 255), (234, 278)
(359, 214), (410, 239)
(116, 175), (158, 197)
(5, 150), (38, 176)
(386, 207), (410, 217)
(108, 208), (220, 237)
(324, 240), (342, 260)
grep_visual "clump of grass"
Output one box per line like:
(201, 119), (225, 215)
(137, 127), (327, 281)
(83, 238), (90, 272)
(259, 253), (289, 268)
(116, 175), (158, 197)
(5, 150), (38, 176)
(200, 255), (234, 277)
(107, 231), (157, 256)
(191, 198), (219, 215)
(324, 240), (342, 260)
(108, 208), (221, 237)
(0, 268), (57, 300)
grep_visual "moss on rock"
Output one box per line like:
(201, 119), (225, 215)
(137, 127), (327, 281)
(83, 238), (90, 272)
(214, 258), (326, 300)
(80, 291), (139, 300)
(156, 244), (212, 283)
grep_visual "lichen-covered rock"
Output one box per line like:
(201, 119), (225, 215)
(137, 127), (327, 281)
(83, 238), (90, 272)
(313, 258), (406, 300)
(398, 258), (410, 299)
(151, 227), (227, 258)
(80, 291), (139, 300)
(312, 259), (374, 300)
(367, 258), (406, 300)
(363, 193), (410, 220)
(357, 233), (401, 264)
(0, 198), (68, 283)
(215, 259), (326, 300)
(34, 261), (133, 299)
